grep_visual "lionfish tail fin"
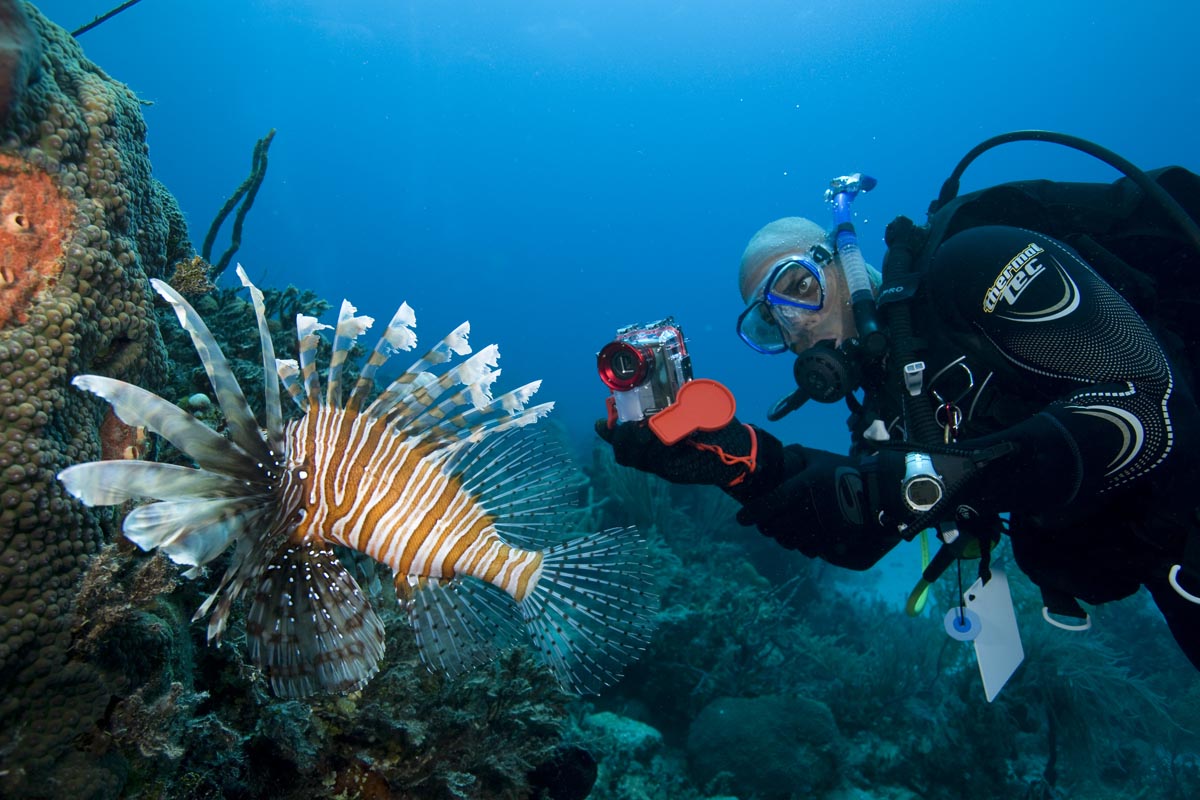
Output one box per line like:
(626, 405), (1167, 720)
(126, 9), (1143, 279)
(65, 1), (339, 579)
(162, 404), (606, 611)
(246, 542), (386, 698)
(520, 527), (657, 694)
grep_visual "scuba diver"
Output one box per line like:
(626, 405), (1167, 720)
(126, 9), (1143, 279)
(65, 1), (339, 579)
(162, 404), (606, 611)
(596, 131), (1200, 674)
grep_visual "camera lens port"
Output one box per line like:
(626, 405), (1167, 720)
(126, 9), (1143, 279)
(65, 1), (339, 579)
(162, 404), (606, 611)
(598, 341), (652, 391)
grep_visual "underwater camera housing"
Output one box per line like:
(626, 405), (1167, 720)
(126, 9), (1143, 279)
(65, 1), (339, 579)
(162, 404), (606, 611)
(597, 317), (692, 423)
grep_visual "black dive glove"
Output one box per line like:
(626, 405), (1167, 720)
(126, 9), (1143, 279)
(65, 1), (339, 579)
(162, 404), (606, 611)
(735, 446), (903, 570)
(594, 417), (784, 492)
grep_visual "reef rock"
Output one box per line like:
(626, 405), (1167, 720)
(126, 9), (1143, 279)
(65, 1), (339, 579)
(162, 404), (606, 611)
(0, 2), (192, 797)
(580, 710), (691, 800)
(583, 710), (665, 761)
(686, 694), (843, 799)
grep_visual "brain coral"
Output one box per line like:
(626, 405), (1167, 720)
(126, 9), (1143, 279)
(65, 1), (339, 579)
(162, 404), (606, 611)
(0, 2), (193, 797)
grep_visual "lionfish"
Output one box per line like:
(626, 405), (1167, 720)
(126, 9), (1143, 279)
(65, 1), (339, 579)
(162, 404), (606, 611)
(59, 267), (656, 697)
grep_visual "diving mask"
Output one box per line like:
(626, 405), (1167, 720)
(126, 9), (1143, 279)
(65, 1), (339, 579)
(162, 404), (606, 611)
(736, 243), (833, 354)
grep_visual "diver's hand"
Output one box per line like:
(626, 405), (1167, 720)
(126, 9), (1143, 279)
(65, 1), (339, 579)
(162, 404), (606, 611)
(595, 417), (774, 489)
(734, 447), (902, 569)
(735, 447), (863, 548)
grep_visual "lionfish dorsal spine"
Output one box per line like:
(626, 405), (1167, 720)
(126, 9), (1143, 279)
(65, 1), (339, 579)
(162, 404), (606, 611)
(345, 302), (418, 415)
(362, 321), (472, 419)
(276, 358), (305, 411)
(296, 313), (331, 406)
(378, 345), (501, 434)
(425, 383), (549, 444)
(326, 299), (375, 408)
(236, 264), (285, 459)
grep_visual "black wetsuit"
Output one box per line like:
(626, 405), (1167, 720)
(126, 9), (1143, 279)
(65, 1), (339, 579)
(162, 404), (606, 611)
(741, 225), (1200, 669)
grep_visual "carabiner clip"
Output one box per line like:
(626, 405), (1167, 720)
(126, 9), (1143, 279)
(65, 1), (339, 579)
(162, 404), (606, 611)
(929, 358), (976, 408)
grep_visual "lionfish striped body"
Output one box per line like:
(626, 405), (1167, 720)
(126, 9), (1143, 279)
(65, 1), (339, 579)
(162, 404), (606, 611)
(59, 267), (655, 697)
(292, 406), (541, 599)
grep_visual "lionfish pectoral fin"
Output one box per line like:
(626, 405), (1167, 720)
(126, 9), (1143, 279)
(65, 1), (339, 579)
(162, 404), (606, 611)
(58, 460), (250, 505)
(405, 575), (523, 681)
(520, 527), (658, 695)
(122, 497), (270, 568)
(69, 375), (265, 483)
(150, 278), (273, 466)
(245, 542), (386, 698)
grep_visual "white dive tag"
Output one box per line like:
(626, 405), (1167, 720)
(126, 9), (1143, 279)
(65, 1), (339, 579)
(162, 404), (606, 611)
(964, 569), (1024, 702)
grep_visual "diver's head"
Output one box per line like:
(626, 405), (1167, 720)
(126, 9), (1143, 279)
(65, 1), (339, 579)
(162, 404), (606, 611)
(736, 217), (858, 355)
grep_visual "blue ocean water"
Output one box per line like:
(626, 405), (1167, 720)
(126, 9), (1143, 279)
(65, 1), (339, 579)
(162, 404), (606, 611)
(41, 0), (1200, 457)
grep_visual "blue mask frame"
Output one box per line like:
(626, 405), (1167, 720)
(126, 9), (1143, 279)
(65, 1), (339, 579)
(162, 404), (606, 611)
(736, 244), (833, 354)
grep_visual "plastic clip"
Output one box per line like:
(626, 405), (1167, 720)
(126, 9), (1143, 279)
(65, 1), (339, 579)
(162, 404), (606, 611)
(903, 361), (925, 396)
(863, 419), (890, 442)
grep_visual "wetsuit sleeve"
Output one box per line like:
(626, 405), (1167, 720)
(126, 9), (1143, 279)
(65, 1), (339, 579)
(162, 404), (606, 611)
(929, 226), (1196, 511)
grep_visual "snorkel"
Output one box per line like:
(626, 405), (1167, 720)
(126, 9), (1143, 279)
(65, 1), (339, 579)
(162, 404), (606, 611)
(767, 173), (885, 420)
(826, 173), (883, 349)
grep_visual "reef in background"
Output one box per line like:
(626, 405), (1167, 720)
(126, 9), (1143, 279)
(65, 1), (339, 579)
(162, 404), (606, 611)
(0, 2), (189, 796)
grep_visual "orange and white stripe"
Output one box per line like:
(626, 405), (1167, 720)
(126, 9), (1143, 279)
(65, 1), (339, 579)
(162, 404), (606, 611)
(289, 405), (544, 602)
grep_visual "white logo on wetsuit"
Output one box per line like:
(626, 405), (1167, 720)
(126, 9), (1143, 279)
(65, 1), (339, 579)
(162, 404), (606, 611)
(983, 243), (1046, 313)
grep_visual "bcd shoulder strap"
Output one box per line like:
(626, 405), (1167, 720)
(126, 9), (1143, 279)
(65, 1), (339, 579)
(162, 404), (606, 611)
(923, 166), (1200, 315)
